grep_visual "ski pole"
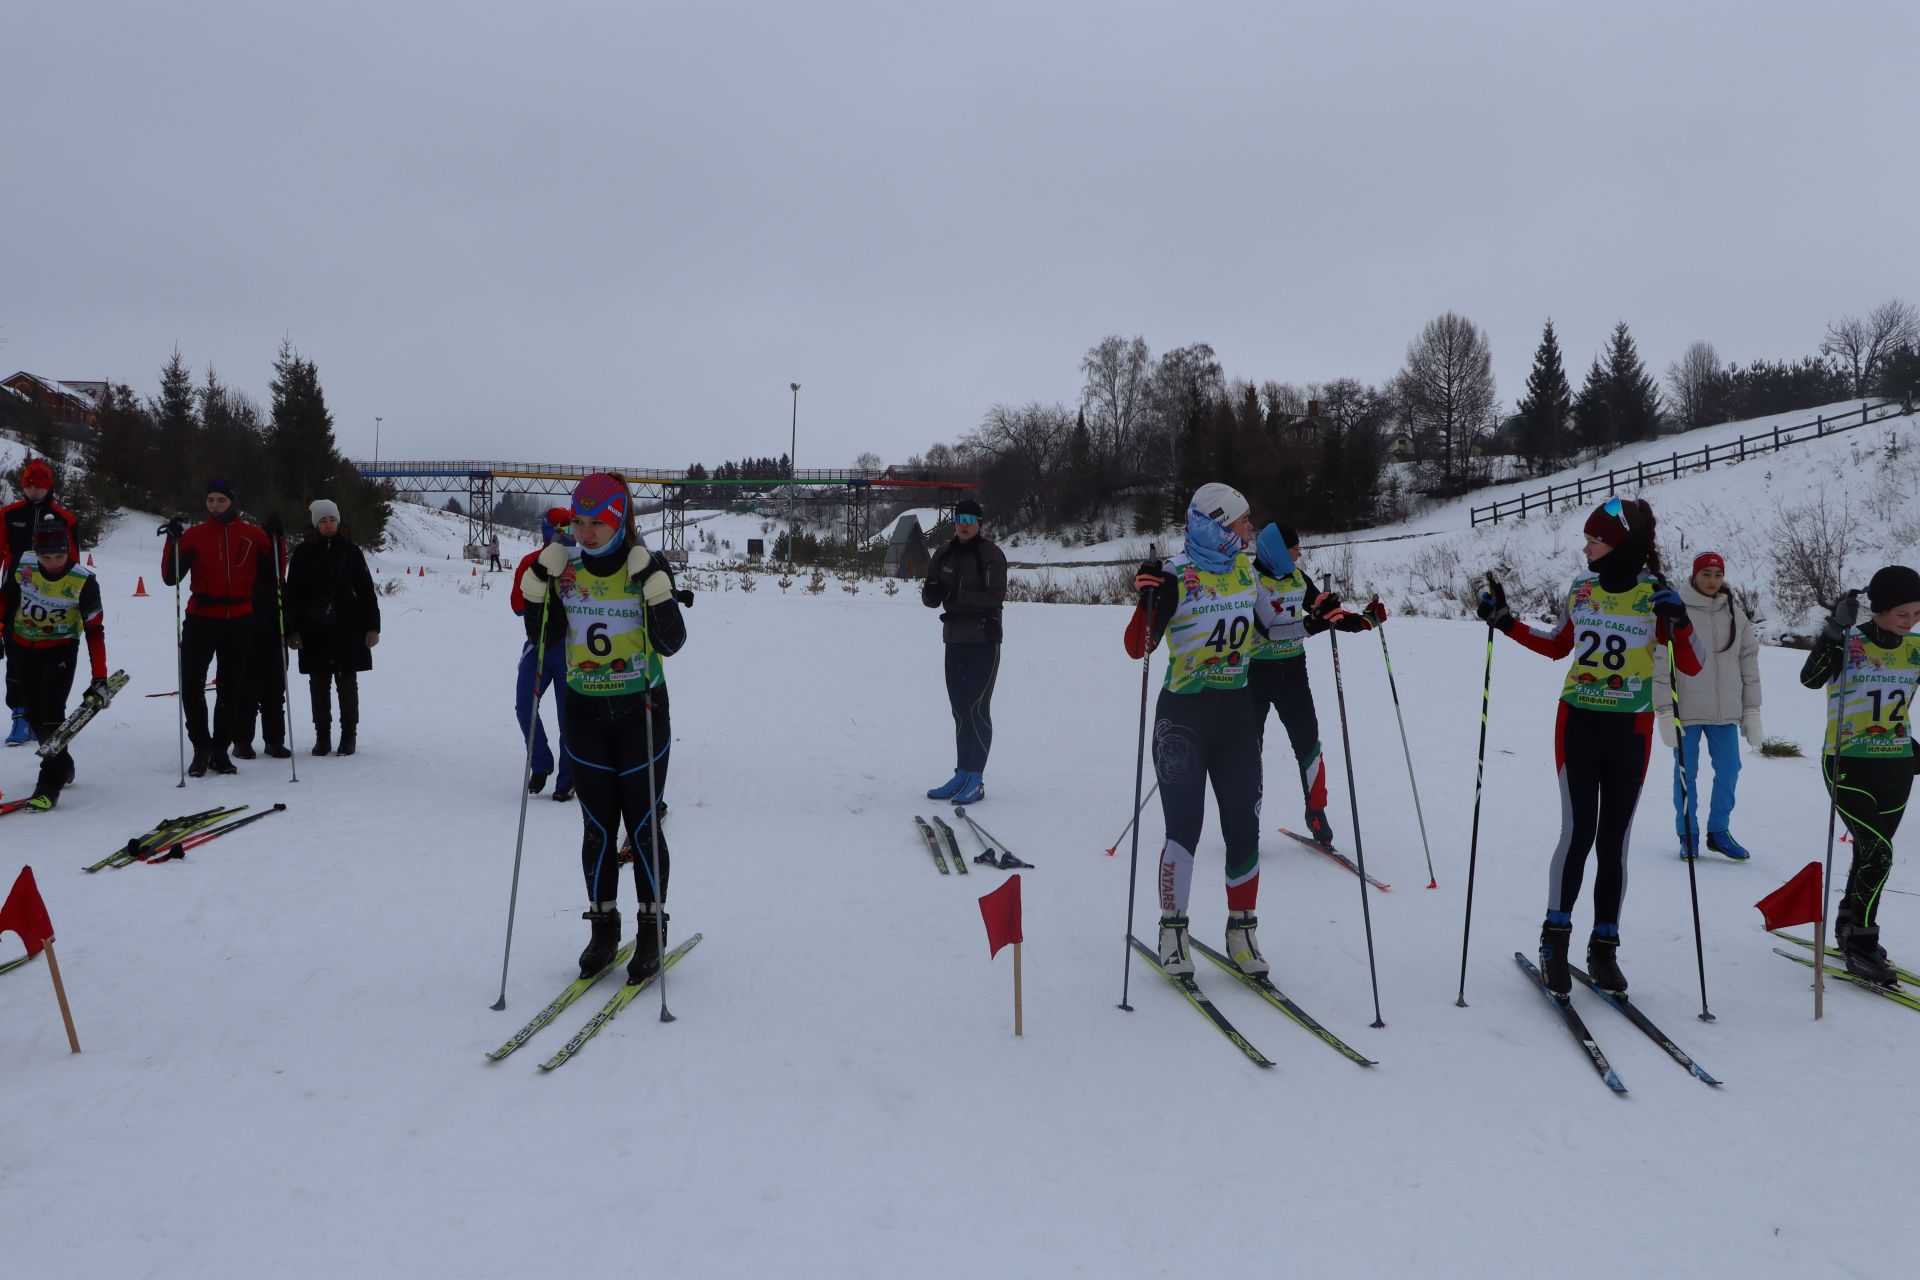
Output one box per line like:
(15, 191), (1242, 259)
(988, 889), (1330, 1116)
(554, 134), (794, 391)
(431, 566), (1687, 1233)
(271, 528), (298, 783)
(147, 803), (288, 862)
(491, 591), (552, 1012)
(166, 525), (186, 788)
(1456, 573), (1500, 1007)
(1815, 590), (1860, 1020)
(638, 579), (674, 1025)
(1326, 623), (1386, 1028)
(1103, 781), (1160, 856)
(1374, 615), (1437, 889)
(1119, 543), (1157, 1013)
(1664, 605), (1713, 1022)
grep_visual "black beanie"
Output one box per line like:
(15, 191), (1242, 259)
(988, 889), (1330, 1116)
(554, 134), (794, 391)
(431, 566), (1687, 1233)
(207, 478), (236, 501)
(1276, 522), (1299, 549)
(1868, 565), (1920, 614)
(955, 499), (983, 520)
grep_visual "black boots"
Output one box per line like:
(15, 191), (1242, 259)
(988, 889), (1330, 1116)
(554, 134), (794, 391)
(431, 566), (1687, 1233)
(338, 728), (357, 756)
(208, 745), (238, 775)
(578, 906), (622, 979)
(1839, 922), (1899, 986)
(312, 726), (332, 757)
(627, 903), (669, 985)
(1586, 933), (1628, 995)
(1538, 922), (1573, 996)
(188, 743), (211, 778)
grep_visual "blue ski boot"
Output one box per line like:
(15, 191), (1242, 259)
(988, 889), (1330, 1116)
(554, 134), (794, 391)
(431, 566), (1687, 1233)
(1678, 833), (1700, 861)
(1706, 831), (1750, 861)
(926, 770), (967, 801)
(6, 709), (32, 746)
(951, 771), (985, 805)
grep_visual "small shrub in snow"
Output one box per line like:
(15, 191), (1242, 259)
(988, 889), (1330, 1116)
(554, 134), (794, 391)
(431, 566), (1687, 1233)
(882, 578), (900, 596)
(777, 572), (793, 594)
(805, 568), (826, 595)
(738, 571), (757, 593)
(1759, 737), (1803, 759)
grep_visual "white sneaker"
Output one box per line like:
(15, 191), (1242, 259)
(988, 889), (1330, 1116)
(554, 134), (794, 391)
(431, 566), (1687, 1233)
(1225, 910), (1268, 976)
(1157, 914), (1194, 976)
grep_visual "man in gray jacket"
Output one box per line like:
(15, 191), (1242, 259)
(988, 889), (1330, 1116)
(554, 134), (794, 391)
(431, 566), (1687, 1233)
(1652, 552), (1762, 859)
(921, 498), (1007, 804)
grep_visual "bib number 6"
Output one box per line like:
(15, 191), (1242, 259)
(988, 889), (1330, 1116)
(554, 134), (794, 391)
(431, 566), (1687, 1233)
(586, 622), (613, 656)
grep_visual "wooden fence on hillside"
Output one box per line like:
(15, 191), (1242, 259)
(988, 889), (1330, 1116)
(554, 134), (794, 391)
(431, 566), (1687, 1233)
(1469, 400), (1910, 526)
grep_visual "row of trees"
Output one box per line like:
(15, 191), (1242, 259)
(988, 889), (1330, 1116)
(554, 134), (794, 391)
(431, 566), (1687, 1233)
(6, 342), (388, 546)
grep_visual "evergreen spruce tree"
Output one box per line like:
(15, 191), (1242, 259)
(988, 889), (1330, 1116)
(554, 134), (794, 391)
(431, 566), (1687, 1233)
(268, 340), (389, 544)
(150, 348), (199, 511)
(1603, 321), (1663, 443)
(1515, 319), (1574, 473)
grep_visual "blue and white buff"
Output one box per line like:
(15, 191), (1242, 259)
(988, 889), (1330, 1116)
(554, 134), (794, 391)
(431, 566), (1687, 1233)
(1184, 504), (1245, 573)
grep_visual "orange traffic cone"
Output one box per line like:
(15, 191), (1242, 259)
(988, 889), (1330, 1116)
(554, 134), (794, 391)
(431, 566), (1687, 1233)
(133, 576), (149, 597)
(86, 553), (95, 566)
(471, 566), (477, 576)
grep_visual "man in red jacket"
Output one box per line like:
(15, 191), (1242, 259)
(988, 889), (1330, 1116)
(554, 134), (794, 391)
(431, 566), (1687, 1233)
(3, 457), (80, 746)
(160, 479), (271, 776)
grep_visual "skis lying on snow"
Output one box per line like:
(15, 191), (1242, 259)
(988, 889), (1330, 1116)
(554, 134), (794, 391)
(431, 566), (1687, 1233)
(538, 933), (703, 1071)
(913, 816), (950, 874)
(1773, 948), (1920, 1012)
(1189, 937), (1375, 1066)
(929, 816), (969, 875)
(488, 940), (640, 1061)
(1127, 935), (1273, 1068)
(1514, 952), (1627, 1094)
(36, 670), (130, 759)
(1569, 966), (1719, 1085)
(0, 951), (38, 976)
(1774, 931), (1920, 988)
(1277, 828), (1390, 892)
(952, 806), (1035, 869)
(86, 806), (248, 871)
(143, 803), (288, 863)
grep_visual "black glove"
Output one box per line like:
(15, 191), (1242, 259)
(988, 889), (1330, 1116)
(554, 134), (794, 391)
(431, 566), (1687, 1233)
(1824, 591), (1861, 637)
(161, 518), (186, 540)
(1134, 560), (1167, 592)
(1650, 585), (1690, 625)
(1476, 579), (1513, 630)
(263, 513), (285, 539)
(84, 676), (113, 707)
(1306, 589), (1342, 621)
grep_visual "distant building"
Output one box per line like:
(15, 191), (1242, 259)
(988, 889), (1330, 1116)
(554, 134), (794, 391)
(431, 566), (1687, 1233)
(882, 514), (930, 580)
(1, 372), (103, 427)
(1383, 431), (1417, 462)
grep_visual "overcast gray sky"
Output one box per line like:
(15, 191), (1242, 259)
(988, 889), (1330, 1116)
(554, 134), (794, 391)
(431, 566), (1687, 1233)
(6, 0), (1915, 471)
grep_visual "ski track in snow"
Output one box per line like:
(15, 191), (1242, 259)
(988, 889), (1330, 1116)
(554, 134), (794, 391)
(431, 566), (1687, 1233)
(1, 440), (1915, 1278)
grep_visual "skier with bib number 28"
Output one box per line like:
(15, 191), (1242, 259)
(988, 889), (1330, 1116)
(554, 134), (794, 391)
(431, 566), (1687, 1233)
(1477, 497), (1702, 997)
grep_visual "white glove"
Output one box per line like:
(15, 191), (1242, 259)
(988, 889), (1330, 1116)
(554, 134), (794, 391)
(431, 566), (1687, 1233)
(627, 545), (653, 576)
(1742, 708), (1763, 749)
(629, 545), (672, 606)
(1657, 714), (1678, 750)
(521, 541), (571, 605)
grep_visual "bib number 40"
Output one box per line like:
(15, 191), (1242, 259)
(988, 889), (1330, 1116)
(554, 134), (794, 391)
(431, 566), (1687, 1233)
(1206, 616), (1251, 653)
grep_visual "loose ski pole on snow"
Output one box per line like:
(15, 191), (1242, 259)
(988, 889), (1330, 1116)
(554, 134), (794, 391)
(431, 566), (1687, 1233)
(1326, 621), (1386, 1029)
(1103, 781), (1159, 856)
(1118, 543), (1157, 1013)
(145, 803), (289, 862)
(1456, 573), (1500, 1008)
(1375, 618), (1437, 889)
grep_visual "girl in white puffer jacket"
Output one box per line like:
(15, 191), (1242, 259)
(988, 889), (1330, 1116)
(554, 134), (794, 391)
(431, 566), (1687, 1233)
(1652, 552), (1763, 859)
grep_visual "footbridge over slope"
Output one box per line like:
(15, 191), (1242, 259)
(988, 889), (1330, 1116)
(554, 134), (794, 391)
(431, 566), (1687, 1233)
(351, 460), (976, 561)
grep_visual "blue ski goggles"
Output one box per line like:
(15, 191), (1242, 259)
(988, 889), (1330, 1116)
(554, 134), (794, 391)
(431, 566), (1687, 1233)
(955, 514), (980, 526)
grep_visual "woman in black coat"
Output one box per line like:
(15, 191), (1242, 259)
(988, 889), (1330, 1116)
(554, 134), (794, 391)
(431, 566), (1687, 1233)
(285, 499), (381, 756)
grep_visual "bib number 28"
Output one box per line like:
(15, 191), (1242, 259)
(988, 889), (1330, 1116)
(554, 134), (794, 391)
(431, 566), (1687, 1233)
(1576, 630), (1628, 671)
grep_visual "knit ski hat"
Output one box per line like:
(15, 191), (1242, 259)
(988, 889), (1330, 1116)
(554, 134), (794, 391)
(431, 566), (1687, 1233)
(309, 498), (340, 526)
(1191, 482), (1250, 526)
(32, 516), (68, 555)
(571, 473), (628, 530)
(21, 458), (54, 490)
(207, 478), (236, 501)
(955, 498), (984, 521)
(1583, 497), (1632, 548)
(1868, 565), (1920, 614)
(1693, 552), (1725, 576)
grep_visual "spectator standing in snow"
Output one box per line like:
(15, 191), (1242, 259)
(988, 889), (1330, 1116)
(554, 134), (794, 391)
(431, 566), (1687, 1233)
(488, 533), (502, 572)
(1652, 552), (1762, 861)
(285, 499), (380, 757)
(160, 479), (272, 776)
(920, 498), (1006, 805)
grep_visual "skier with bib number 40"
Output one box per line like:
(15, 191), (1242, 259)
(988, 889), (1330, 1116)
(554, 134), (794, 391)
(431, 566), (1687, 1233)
(1, 518), (112, 810)
(1126, 483), (1270, 978)
(1477, 497), (1702, 997)
(520, 474), (687, 987)
(1798, 567), (1920, 987)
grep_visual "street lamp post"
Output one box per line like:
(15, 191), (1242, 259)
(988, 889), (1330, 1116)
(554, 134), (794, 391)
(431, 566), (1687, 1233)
(374, 416), (384, 468)
(788, 383), (800, 566)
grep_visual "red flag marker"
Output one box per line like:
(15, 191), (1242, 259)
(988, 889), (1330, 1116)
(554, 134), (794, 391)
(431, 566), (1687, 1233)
(978, 874), (1024, 1037)
(0, 867), (80, 1053)
(1755, 862), (1823, 931)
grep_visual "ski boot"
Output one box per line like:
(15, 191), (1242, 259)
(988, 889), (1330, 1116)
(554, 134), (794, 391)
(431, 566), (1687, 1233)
(627, 903), (669, 985)
(208, 746), (238, 775)
(1538, 920), (1574, 997)
(528, 771), (549, 795)
(1706, 831), (1750, 861)
(1678, 833), (1700, 861)
(926, 770), (967, 801)
(553, 782), (576, 803)
(1225, 910), (1268, 976)
(24, 792), (56, 813)
(337, 729), (357, 757)
(1586, 929), (1628, 995)
(6, 708), (33, 746)
(1156, 912), (1194, 976)
(264, 742), (292, 759)
(1838, 923), (1899, 987)
(188, 743), (212, 778)
(578, 905), (621, 979)
(232, 741), (257, 761)
(1304, 808), (1336, 847)
(312, 726), (332, 757)
(951, 772), (986, 805)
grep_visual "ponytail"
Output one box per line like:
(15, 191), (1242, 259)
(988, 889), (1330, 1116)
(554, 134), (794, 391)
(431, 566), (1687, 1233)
(1626, 499), (1662, 577)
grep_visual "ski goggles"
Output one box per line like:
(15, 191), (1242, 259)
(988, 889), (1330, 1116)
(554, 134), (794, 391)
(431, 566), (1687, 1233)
(954, 514), (980, 527)
(1598, 497), (1624, 518)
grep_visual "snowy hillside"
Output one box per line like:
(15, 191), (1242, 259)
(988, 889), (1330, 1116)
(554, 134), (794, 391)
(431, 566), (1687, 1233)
(5, 473), (1918, 1278)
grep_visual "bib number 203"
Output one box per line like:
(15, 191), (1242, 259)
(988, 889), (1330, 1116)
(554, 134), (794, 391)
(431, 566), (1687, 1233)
(1206, 616), (1250, 653)
(1577, 630), (1628, 671)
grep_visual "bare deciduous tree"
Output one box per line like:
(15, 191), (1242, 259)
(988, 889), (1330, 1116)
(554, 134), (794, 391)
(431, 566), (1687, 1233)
(1079, 335), (1153, 476)
(1664, 340), (1721, 431)
(1399, 312), (1496, 479)
(1821, 298), (1919, 396)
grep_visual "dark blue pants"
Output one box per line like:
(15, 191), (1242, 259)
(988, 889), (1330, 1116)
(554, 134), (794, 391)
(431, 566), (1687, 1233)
(944, 643), (999, 773)
(515, 639), (571, 789)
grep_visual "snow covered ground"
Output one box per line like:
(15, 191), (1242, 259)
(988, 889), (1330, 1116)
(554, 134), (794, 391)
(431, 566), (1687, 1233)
(5, 481), (1917, 1278)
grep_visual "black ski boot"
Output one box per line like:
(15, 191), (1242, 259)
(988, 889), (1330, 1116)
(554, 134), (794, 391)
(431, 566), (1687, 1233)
(627, 903), (669, 985)
(1839, 923), (1899, 987)
(552, 782), (575, 802)
(208, 745), (238, 775)
(188, 743), (211, 778)
(312, 726), (332, 757)
(232, 741), (257, 760)
(1304, 808), (1336, 847)
(1586, 932), (1628, 995)
(1538, 922), (1573, 997)
(337, 729), (357, 757)
(578, 905), (621, 979)
(264, 742), (292, 759)
(528, 771), (549, 795)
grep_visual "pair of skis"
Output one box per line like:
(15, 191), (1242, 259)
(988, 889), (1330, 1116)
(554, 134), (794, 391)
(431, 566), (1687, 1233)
(141, 803), (289, 863)
(1773, 932), (1920, 1013)
(1126, 935), (1375, 1069)
(35, 669), (131, 759)
(85, 805), (249, 871)
(1277, 827), (1390, 892)
(487, 933), (703, 1070)
(1513, 952), (1721, 1092)
(913, 816), (969, 875)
